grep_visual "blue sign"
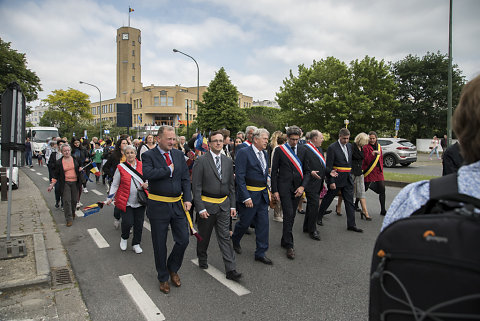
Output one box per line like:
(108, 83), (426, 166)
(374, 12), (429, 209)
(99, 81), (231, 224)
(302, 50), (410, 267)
(104, 129), (110, 134)
(395, 118), (400, 131)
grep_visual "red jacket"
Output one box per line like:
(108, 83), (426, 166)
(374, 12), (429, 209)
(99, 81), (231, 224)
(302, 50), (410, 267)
(115, 161), (146, 212)
(362, 143), (384, 182)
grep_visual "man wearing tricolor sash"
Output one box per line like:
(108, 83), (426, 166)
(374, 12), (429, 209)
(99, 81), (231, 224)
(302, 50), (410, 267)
(317, 128), (363, 233)
(235, 125), (257, 152)
(271, 125), (309, 259)
(300, 130), (338, 240)
(142, 125), (193, 294)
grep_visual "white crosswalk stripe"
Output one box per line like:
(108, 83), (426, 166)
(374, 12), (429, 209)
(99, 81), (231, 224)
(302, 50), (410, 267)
(30, 168), (36, 172)
(191, 259), (251, 296)
(119, 274), (165, 321)
(75, 210), (84, 217)
(91, 189), (103, 196)
(42, 177), (49, 181)
(143, 221), (151, 231)
(87, 228), (109, 248)
(36, 172), (42, 176)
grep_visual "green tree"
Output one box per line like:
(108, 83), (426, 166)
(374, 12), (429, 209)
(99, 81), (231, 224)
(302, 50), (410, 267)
(196, 67), (247, 133)
(392, 51), (465, 141)
(40, 88), (92, 136)
(0, 38), (42, 102)
(244, 106), (285, 133)
(276, 56), (398, 138)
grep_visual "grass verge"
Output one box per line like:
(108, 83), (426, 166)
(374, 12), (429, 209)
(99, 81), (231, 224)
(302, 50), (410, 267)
(384, 172), (437, 183)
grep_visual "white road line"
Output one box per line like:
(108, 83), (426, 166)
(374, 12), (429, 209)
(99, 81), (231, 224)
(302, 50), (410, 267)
(36, 172), (43, 176)
(191, 259), (251, 296)
(42, 177), (49, 181)
(87, 228), (109, 248)
(143, 221), (151, 231)
(119, 274), (165, 321)
(30, 168), (36, 172)
(75, 210), (84, 217)
(91, 189), (103, 196)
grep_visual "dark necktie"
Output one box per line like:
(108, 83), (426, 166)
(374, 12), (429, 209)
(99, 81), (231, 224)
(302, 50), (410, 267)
(215, 156), (222, 179)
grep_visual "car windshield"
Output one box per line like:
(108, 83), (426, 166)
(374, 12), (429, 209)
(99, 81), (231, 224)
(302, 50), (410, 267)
(398, 140), (414, 147)
(30, 130), (58, 142)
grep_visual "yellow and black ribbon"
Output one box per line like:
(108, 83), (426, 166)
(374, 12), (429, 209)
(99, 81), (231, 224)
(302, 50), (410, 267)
(363, 143), (381, 177)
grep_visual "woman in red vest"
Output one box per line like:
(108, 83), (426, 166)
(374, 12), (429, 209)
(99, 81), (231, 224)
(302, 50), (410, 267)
(362, 131), (386, 216)
(106, 145), (148, 253)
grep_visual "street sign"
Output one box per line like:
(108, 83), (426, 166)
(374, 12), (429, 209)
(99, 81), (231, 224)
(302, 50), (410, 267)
(104, 129), (110, 134)
(395, 118), (400, 131)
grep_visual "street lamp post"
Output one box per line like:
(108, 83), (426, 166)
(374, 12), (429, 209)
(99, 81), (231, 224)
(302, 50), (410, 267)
(79, 81), (102, 139)
(173, 48), (199, 138)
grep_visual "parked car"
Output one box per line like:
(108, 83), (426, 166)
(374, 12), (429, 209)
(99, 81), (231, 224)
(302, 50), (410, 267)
(377, 138), (417, 168)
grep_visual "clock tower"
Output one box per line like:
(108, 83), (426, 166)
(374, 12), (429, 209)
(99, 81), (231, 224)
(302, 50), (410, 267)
(116, 26), (142, 100)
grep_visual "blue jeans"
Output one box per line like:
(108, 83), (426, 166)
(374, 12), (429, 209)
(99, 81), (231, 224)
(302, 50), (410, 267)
(429, 146), (439, 158)
(25, 151), (32, 166)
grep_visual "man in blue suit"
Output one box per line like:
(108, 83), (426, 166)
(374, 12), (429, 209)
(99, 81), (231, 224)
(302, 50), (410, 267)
(317, 128), (363, 232)
(142, 125), (193, 294)
(231, 128), (273, 265)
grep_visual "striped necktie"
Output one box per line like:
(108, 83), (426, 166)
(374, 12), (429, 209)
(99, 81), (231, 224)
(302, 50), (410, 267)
(215, 155), (222, 180)
(258, 151), (266, 173)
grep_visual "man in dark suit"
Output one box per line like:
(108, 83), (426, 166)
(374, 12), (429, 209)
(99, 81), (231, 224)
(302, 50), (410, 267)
(317, 128), (363, 233)
(142, 125), (193, 294)
(192, 131), (242, 281)
(231, 128), (273, 265)
(300, 130), (338, 240)
(271, 125), (308, 259)
(235, 125), (257, 151)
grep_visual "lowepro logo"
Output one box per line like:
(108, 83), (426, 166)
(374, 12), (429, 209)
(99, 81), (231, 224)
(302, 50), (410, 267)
(423, 230), (448, 243)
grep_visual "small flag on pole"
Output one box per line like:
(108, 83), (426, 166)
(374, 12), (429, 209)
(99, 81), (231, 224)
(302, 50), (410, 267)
(129, 7), (134, 12)
(82, 202), (105, 217)
(90, 162), (101, 177)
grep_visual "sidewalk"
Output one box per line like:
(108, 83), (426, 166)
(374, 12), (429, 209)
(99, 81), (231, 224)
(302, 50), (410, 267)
(0, 169), (89, 321)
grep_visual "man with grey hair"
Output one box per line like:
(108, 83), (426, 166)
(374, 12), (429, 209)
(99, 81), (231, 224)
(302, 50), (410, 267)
(232, 128), (273, 265)
(317, 128), (362, 232)
(271, 125), (308, 259)
(236, 126), (258, 151)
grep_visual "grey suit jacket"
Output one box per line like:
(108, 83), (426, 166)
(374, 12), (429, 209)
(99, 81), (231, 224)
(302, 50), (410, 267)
(192, 152), (236, 214)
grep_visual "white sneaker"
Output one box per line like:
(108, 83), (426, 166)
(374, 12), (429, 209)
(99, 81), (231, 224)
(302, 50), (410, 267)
(83, 187), (88, 193)
(132, 244), (143, 254)
(120, 238), (128, 251)
(114, 219), (121, 229)
(273, 216), (283, 222)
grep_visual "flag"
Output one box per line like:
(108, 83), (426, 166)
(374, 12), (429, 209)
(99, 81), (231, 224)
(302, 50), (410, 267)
(90, 162), (101, 177)
(195, 133), (209, 152)
(82, 202), (105, 217)
(129, 7), (134, 12)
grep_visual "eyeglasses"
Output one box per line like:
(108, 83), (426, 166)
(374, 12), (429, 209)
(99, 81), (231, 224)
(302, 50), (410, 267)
(210, 140), (223, 143)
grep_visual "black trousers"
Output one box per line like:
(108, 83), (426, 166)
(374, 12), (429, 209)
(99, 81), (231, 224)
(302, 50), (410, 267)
(365, 181), (386, 214)
(303, 181), (323, 233)
(280, 191), (301, 249)
(318, 183), (356, 228)
(121, 205), (146, 245)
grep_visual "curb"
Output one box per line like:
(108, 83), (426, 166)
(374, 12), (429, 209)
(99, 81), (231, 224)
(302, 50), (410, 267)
(384, 180), (409, 188)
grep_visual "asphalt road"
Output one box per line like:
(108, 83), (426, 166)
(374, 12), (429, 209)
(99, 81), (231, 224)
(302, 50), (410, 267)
(23, 165), (403, 321)
(383, 153), (443, 177)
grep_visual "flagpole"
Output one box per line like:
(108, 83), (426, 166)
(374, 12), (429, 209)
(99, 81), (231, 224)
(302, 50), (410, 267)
(128, 7), (130, 27)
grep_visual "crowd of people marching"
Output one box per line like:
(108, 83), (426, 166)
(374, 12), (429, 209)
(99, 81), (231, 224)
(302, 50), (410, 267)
(36, 123), (389, 292)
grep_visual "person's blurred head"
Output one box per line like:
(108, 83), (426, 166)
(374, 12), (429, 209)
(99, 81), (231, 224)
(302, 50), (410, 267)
(60, 144), (71, 157)
(208, 131), (224, 155)
(355, 132), (369, 147)
(368, 131), (378, 145)
(179, 136), (186, 145)
(453, 74), (480, 164)
(123, 145), (137, 163)
(146, 134), (154, 144)
(286, 125), (301, 148)
(252, 128), (269, 151)
(234, 137), (243, 145)
(310, 130), (324, 147)
(220, 129), (231, 145)
(236, 131), (245, 141)
(245, 126), (258, 142)
(338, 128), (350, 145)
(156, 125), (176, 151)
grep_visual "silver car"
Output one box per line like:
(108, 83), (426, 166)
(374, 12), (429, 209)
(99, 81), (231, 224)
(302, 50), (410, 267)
(377, 138), (417, 168)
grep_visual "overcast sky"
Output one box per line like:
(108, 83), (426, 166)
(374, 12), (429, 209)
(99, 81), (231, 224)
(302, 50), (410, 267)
(1, 0), (479, 105)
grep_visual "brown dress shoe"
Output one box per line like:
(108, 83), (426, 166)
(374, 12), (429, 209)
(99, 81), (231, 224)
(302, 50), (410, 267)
(66, 221), (73, 227)
(159, 281), (170, 294)
(169, 271), (181, 287)
(287, 248), (295, 260)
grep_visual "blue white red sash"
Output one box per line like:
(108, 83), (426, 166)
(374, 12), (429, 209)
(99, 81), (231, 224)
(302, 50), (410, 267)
(278, 143), (303, 179)
(243, 140), (252, 147)
(305, 142), (326, 168)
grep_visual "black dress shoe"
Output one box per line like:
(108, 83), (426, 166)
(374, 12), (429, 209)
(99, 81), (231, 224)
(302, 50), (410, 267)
(336, 211), (342, 216)
(55, 202), (59, 208)
(347, 226), (363, 233)
(297, 209), (305, 214)
(325, 210), (332, 215)
(309, 231), (321, 241)
(316, 219), (323, 226)
(199, 262), (208, 269)
(286, 248), (295, 260)
(255, 256), (273, 265)
(233, 243), (242, 254)
(226, 270), (242, 282)
(380, 211), (387, 216)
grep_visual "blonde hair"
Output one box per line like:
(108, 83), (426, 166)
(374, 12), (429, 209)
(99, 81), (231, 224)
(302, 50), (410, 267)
(270, 131), (283, 148)
(355, 132), (369, 147)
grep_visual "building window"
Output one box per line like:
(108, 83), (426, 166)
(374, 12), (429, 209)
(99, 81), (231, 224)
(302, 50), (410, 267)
(132, 40), (135, 46)
(132, 63), (135, 69)
(92, 107), (96, 115)
(132, 50), (135, 56)
(140, 99), (142, 108)
(109, 104), (113, 113)
(167, 97), (174, 106)
(160, 96), (167, 106)
(154, 96), (159, 106)
(192, 101), (195, 110)
(132, 76), (135, 82)
(185, 99), (188, 108)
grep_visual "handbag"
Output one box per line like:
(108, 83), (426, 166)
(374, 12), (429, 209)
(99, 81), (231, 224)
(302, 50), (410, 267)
(131, 178), (147, 206)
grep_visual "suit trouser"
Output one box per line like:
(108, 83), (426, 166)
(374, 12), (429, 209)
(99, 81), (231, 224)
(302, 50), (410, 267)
(280, 192), (300, 249)
(197, 208), (236, 272)
(318, 183), (356, 228)
(303, 182), (322, 233)
(232, 199), (269, 258)
(62, 181), (77, 223)
(148, 201), (189, 282)
(121, 205), (145, 246)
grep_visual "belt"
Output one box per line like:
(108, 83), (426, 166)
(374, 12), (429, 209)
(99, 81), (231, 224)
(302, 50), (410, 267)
(148, 194), (182, 202)
(246, 185), (266, 191)
(201, 195), (228, 204)
(333, 166), (352, 173)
